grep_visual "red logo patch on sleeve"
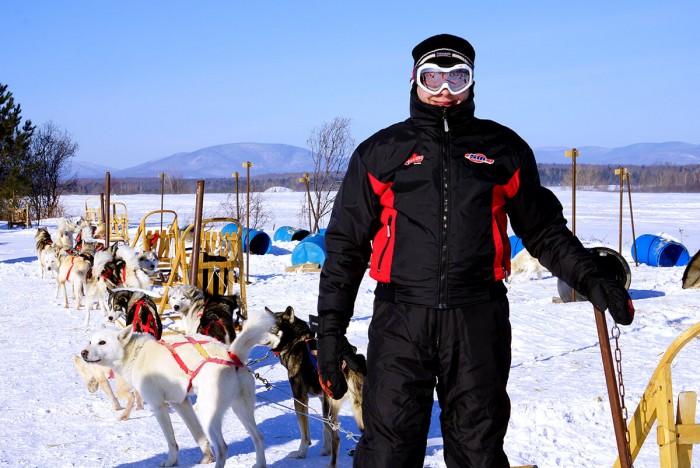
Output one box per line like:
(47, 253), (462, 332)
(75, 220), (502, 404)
(404, 153), (424, 165)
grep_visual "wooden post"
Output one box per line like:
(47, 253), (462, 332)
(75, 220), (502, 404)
(595, 308), (632, 468)
(299, 173), (313, 232)
(625, 172), (639, 266)
(233, 172), (240, 221)
(242, 162), (252, 283)
(159, 173), (165, 231)
(105, 172), (111, 247)
(614, 167), (625, 254)
(565, 148), (579, 236)
(190, 180), (205, 286)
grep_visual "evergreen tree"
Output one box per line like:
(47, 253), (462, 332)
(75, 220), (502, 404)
(0, 83), (35, 211)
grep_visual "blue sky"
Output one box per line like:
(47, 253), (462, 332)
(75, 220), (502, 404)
(5, 1), (699, 169)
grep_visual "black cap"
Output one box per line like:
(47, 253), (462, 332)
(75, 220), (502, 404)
(412, 34), (475, 68)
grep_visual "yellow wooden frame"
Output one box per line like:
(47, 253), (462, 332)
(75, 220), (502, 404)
(84, 196), (102, 225)
(613, 320), (700, 467)
(162, 217), (247, 317)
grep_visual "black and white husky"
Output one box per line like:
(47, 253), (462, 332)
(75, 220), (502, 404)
(265, 306), (365, 467)
(167, 284), (242, 344)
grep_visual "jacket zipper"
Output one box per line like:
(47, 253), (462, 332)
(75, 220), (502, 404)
(494, 220), (509, 282)
(376, 215), (392, 273)
(438, 108), (449, 308)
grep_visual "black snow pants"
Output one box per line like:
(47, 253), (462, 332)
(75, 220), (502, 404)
(353, 295), (512, 468)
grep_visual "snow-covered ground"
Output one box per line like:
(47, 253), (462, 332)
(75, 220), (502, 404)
(0, 188), (698, 467)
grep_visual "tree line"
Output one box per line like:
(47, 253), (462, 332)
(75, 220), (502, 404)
(73, 163), (700, 196)
(538, 164), (700, 192)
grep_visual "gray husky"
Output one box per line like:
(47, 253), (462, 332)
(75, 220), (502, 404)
(265, 306), (364, 467)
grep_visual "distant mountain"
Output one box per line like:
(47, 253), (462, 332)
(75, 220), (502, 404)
(113, 143), (314, 178)
(533, 142), (700, 166)
(70, 141), (700, 180)
(70, 161), (119, 179)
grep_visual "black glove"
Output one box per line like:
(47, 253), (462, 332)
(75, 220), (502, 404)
(584, 276), (635, 325)
(317, 312), (367, 399)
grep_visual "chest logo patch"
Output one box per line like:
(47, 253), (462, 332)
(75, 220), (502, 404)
(465, 153), (494, 164)
(404, 153), (424, 166)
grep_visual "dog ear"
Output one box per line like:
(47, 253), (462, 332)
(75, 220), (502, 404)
(117, 327), (133, 344)
(264, 306), (274, 315)
(283, 306), (295, 323)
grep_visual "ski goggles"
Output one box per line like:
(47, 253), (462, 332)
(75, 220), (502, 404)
(414, 63), (474, 95)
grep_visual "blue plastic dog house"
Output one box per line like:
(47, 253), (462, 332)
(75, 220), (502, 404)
(291, 234), (326, 266)
(509, 235), (525, 259)
(632, 234), (690, 267)
(221, 224), (272, 255)
(273, 226), (310, 242)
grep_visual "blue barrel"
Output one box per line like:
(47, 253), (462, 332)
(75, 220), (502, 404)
(632, 234), (690, 267)
(291, 234), (326, 266)
(221, 224), (272, 255)
(274, 226), (310, 242)
(509, 235), (525, 259)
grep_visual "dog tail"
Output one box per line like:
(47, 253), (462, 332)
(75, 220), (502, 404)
(229, 307), (275, 363)
(92, 250), (113, 278)
(115, 244), (139, 268)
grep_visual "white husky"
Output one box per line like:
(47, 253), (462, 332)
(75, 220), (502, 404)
(81, 308), (280, 468)
(509, 249), (546, 281)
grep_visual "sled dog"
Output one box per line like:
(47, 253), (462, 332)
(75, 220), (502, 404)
(81, 309), (278, 468)
(509, 249), (546, 281)
(56, 249), (92, 309)
(35, 228), (59, 278)
(265, 306), (364, 467)
(73, 355), (143, 420)
(109, 289), (162, 339)
(167, 284), (241, 344)
(137, 250), (160, 276)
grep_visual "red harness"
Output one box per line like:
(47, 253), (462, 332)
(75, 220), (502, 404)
(66, 257), (76, 280)
(158, 336), (244, 392)
(132, 300), (160, 339)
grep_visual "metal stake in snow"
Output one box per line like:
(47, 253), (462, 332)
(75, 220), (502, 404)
(595, 307), (633, 467)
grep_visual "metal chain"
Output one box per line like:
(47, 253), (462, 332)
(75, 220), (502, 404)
(611, 323), (634, 467)
(246, 362), (361, 442)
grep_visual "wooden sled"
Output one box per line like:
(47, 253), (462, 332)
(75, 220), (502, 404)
(162, 217), (247, 318)
(84, 197), (130, 245)
(613, 320), (700, 467)
(130, 210), (182, 314)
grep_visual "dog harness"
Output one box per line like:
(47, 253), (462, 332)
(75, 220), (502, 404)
(158, 336), (244, 392)
(66, 257), (76, 280)
(131, 299), (160, 339)
(196, 310), (229, 343)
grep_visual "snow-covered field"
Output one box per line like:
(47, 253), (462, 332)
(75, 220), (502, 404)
(0, 188), (698, 467)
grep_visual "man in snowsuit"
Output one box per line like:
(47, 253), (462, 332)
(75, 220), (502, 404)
(316, 34), (634, 467)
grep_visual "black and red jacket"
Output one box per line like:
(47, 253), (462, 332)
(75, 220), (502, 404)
(318, 90), (599, 314)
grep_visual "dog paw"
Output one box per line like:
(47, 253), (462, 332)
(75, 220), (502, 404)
(287, 450), (308, 459)
(199, 453), (214, 464)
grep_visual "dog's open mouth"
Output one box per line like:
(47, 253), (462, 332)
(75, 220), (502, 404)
(82, 356), (101, 364)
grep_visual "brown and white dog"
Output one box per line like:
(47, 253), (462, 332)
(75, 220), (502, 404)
(35, 227), (59, 279)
